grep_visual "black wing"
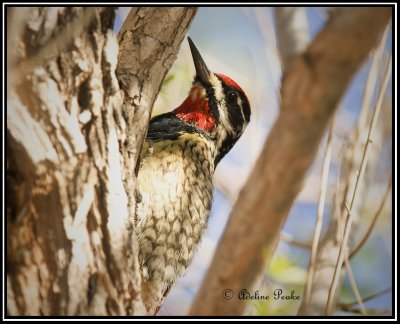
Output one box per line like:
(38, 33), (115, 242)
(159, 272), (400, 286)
(146, 112), (201, 142)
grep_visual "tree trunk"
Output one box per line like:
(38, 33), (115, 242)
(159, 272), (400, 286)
(7, 6), (196, 316)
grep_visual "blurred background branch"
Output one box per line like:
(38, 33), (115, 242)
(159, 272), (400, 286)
(298, 21), (391, 316)
(274, 7), (310, 69)
(349, 178), (392, 259)
(189, 7), (391, 316)
(325, 51), (392, 315)
(303, 120), (334, 307)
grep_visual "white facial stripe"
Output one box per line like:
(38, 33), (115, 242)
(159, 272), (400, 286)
(208, 74), (224, 102)
(237, 96), (247, 132)
(208, 73), (235, 135)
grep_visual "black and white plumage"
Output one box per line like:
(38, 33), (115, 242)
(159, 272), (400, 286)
(135, 37), (251, 305)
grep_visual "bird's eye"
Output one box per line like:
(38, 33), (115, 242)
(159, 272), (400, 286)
(226, 90), (238, 103)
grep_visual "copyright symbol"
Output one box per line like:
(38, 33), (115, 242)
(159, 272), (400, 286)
(223, 289), (234, 300)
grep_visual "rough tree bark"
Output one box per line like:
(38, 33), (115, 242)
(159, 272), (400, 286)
(189, 7), (391, 316)
(7, 7), (196, 316)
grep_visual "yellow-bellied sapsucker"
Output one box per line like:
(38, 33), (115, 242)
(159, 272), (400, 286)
(136, 37), (251, 301)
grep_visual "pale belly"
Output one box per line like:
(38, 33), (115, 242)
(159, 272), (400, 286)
(136, 136), (214, 293)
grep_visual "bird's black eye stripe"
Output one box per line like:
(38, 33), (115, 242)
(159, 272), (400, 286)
(224, 86), (251, 124)
(206, 87), (220, 121)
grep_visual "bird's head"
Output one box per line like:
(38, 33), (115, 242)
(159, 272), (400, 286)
(173, 37), (251, 164)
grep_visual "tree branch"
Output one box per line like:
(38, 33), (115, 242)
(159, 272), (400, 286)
(189, 7), (391, 316)
(274, 7), (310, 69)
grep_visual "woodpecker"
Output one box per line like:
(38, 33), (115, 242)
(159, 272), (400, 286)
(136, 37), (251, 302)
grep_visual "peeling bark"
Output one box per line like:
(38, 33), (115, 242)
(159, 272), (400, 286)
(7, 6), (196, 316)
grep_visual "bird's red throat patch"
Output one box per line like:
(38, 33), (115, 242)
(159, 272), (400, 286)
(173, 85), (215, 132)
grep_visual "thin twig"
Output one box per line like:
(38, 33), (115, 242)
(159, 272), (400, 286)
(349, 178), (392, 259)
(343, 252), (367, 315)
(325, 53), (392, 315)
(344, 202), (351, 216)
(280, 231), (312, 249)
(339, 185), (367, 314)
(340, 287), (392, 308)
(340, 306), (392, 315)
(303, 119), (334, 306)
(335, 145), (346, 241)
(338, 26), (388, 224)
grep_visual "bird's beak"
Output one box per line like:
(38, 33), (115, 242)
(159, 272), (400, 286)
(188, 37), (211, 87)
